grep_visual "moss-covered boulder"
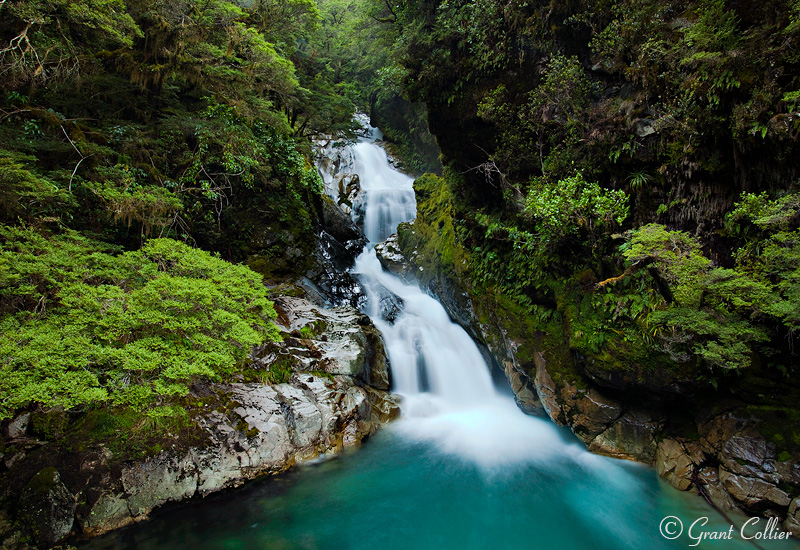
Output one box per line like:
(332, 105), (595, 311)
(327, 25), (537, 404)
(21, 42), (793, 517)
(18, 468), (75, 548)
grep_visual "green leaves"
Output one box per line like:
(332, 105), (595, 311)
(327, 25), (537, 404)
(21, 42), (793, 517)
(1, 0), (141, 89)
(0, 228), (279, 419)
(621, 197), (800, 370)
(0, 150), (76, 224)
(525, 173), (629, 242)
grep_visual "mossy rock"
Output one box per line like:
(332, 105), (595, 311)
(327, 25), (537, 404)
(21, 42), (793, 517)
(18, 468), (75, 548)
(30, 409), (68, 441)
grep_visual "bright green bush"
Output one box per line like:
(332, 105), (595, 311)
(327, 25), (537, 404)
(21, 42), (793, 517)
(0, 228), (279, 419)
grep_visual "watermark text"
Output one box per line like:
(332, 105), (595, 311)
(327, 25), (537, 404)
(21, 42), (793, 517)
(659, 515), (793, 546)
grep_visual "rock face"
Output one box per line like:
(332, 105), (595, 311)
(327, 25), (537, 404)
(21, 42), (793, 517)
(0, 297), (399, 546)
(375, 234), (415, 282)
(80, 375), (397, 537)
(314, 137), (362, 221)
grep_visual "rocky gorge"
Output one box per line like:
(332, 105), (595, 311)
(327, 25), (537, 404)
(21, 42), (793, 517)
(317, 128), (800, 537)
(2, 122), (798, 549)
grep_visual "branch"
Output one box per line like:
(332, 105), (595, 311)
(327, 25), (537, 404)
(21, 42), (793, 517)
(595, 258), (653, 289)
(61, 125), (88, 191)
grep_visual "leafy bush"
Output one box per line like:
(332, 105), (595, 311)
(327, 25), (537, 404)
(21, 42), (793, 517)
(620, 198), (800, 370)
(525, 172), (629, 243)
(0, 228), (279, 419)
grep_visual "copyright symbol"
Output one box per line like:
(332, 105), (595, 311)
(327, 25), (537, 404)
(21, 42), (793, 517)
(660, 516), (683, 539)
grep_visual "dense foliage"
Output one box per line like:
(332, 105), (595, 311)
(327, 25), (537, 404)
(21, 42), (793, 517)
(0, 231), (278, 420)
(386, 0), (800, 394)
(310, 0), (441, 172)
(0, 0), (369, 427)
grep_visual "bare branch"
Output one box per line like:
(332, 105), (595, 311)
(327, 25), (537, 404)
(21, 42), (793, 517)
(61, 125), (89, 191)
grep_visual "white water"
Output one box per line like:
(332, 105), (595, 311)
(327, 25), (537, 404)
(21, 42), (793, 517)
(351, 141), (417, 243)
(349, 130), (606, 470)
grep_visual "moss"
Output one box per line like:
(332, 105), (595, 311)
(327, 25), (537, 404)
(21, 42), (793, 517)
(298, 319), (327, 340)
(746, 405), (800, 453)
(64, 405), (206, 461)
(24, 467), (59, 496)
(30, 409), (68, 441)
(263, 355), (295, 384)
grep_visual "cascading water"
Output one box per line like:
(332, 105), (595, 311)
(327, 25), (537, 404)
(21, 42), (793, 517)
(350, 123), (591, 466)
(84, 125), (798, 550)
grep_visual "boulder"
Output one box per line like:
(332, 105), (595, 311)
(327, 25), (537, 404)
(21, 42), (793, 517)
(719, 469), (792, 509)
(696, 466), (741, 512)
(587, 410), (661, 462)
(375, 234), (414, 281)
(271, 296), (379, 380)
(655, 438), (704, 491)
(18, 468), (75, 548)
(784, 498), (800, 537)
(571, 389), (623, 441)
(5, 413), (30, 440)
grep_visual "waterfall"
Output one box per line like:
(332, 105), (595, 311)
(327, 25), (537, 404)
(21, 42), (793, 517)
(351, 142), (417, 243)
(346, 127), (581, 468)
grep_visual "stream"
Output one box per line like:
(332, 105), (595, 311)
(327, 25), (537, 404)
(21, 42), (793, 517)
(81, 126), (798, 550)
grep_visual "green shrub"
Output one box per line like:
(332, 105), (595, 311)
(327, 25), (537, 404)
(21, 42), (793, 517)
(0, 228), (279, 419)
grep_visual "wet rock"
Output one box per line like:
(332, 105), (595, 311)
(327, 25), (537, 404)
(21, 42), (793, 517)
(534, 353), (565, 425)
(122, 455), (198, 519)
(18, 468), (75, 548)
(775, 459), (800, 486)
(587, 410), (660, 462)
(571, 389), (623, 441)
(81, 492), (131, 535)
(81, 372), (394, 537)
(363, 386), (402, 423)
(361, 323), (391, 391)
(655, 438), (704, 491)
(504, 362), (543, 415)
(335, 173), (362, 215)
(719, 469), (792, 509)
(305, 202), (366, 307)
(321, 194), (366, 251)
(271, 296), (378, 379)
(375, 234), (414, 281)
(696, 466), (741, 512)
(377, 286), (404, 324)
(784, 498), (800, 536)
